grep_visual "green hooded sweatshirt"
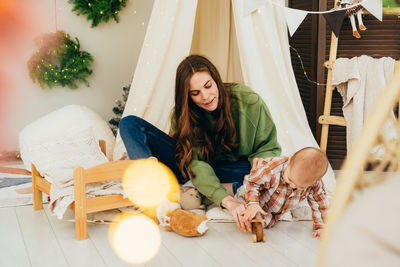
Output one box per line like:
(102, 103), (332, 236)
(174, 84), (281, 205)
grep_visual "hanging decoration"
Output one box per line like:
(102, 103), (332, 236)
(109, 84), (131, 135)
(362, 0), (383, 20)
(322, 9), (347, 37)
(337, 1), (367, 38)
(27, 30), (94, 89)
(69, 0), (129, 27)
(284, 7), (308, 37)
(244, 0), (383, 37)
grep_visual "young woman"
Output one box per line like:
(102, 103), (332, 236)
(119, 55), (281, 229)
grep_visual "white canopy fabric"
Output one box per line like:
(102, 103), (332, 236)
(115, 0), (198, 155)
(113, 0), (336, 195)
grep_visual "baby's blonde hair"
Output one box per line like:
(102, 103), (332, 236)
(290, 147), (328, 184)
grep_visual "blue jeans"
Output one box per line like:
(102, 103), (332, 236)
(119, 115), (250, 193)
(210, 160), (251, 195)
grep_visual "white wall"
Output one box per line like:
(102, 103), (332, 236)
(4, 0), (154, 150)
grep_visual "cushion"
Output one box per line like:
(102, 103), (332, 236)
(19, 105), (115, 171)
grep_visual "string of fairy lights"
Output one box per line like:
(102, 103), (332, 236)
(290, 45), (327, 87)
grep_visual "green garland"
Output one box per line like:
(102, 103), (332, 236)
(69, 0), (128, 27)
(27, 31), (94, 89)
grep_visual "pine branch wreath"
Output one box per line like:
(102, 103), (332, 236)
(69, 0), (128, 27)
(27, 31), (94, 89)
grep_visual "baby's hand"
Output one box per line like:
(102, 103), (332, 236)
(312, 229), (321, 238)
(251, 158), (264, 170)
(240, 204), (267, 231)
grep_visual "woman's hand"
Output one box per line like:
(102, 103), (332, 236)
(221, 196), (246, 230)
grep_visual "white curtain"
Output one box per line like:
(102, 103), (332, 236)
(190, 0), (243, 84)
(232, 0), (335, 194)
(113, 0), (198, 160)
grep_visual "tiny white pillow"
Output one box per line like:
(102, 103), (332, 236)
(27, 128), (108, 187)
(19, 105), (115, 171)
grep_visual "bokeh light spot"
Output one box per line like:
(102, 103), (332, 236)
(122, 159), (180, 208)
(110, 214), (161, 264)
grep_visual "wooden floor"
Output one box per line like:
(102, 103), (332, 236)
(0, 204), (319, 267)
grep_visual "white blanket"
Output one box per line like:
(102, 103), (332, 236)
(50, 179), (126, 220)
(332, 56), (396, 152)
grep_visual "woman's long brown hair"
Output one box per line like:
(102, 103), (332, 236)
(173, 55), (237, 181)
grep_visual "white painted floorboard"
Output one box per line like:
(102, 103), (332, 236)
(275, 221), (320, 252)
(1, 204), (320, 267)
(15, 206), (68, 267)
(0, 208), (31, 267)
(160, 230), (220, 267)
(43, 207), (107, 267)
(264, 224), (317, 267)
(209, 222), (298, 267)
(145, 242), (182, 267)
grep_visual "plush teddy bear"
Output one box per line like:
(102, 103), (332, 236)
(163, 209), (208, 237)
(179, 186), (204, 210)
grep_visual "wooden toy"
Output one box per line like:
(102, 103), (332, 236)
(251, 218), (266, 243)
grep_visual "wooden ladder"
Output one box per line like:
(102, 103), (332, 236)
(319, 0), (345, 153)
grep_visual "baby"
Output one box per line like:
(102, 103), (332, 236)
(240, 147), (329, 237)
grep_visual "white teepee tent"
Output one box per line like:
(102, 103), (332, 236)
(113, 0), (336, 196)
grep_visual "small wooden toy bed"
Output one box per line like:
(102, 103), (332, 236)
(31, 140), (134, 240)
